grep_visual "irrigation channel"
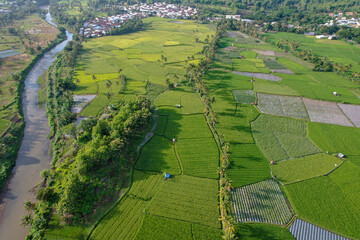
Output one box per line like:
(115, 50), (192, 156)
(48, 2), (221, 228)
(0, 6), (72, 239)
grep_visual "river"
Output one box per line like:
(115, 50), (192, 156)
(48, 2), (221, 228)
(0, 6), (72, 239)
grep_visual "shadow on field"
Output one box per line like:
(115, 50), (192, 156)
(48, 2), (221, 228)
(236, 223), (292, 240)
(134, 108), (181, 176)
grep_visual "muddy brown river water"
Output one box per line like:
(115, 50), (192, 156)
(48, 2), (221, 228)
(0, 7), (72, 239)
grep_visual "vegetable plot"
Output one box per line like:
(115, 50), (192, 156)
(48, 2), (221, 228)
(232, 180), (293, 225)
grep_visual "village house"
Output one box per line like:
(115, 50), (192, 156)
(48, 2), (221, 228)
(81, 2), (198, 38)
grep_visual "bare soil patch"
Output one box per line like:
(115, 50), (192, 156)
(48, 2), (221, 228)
(303, 98), (354, 127)
(338, 103), (360, 127)
(233, 71), (281, 81)
(253, 49), (275, 56)
(271, 69), (294, 74)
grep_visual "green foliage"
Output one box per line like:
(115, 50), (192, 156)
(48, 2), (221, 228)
(285, 177), (360, 239)
(57, 98), (151, 222)
(271, 153), (342, 184)
(228, 144), (271, 188)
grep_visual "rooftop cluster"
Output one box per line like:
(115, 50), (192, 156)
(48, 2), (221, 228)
(80, 2), (197, 38)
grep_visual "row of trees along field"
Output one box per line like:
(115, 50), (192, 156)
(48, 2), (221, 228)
(184, 20), (238, 239)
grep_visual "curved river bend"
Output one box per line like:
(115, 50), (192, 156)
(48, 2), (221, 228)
(0, 7), (72, 239)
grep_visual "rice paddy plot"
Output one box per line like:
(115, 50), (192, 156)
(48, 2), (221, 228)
(328, 161), (360, 208)
(276, 57), (310, 74)
(180, 93), (204, 115)
(89, 196), (146, 240)
(128, 171), (164, 200)
(274, 132), (320, 158)
(236, 223), (294, 240)
(80, 94), (111, 117)
(232, 180), (293, 225)
(240, 50), (258, 58)
(253, 79), (299, 96)
(135, 215), (192, 240)
(281, 75), (360, 104)
(176, 138), (219, 179)
(252, 115), (319, 161)
(337, 103), (360, 127)
(154, 90), (182, 107)
(212, 89), (237, 115)
(289, 219), (349, 240)
(155, 115), (167, 136)
(303, 98), (354, 127)
(306, 72), (358, 88)
(232, 90), (255, 104)
(252, 131), (289, 161)
(147, 175), (220, 228)
(264, 60), (286, 69)
(252, 114), (307, 136)
(308, 122), (360, 155)
(136, 136), (180, 174)
(228, 144), (271, 188)
(216, 111), (256, 144)
(271, 153), (342, 184)
(233, 71), (281, 81)
(232, 59), (271, 74)
(164, 114), (213, 139)
(135, 215), (222, 240)
(252, 49), (276, 56)
(256, 93), (308, 119)
(284, 177), (360, 239)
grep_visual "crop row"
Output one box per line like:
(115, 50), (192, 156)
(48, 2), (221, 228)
(232, 180), (293, 225)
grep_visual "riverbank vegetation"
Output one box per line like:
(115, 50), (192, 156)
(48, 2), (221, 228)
(0, 14), (64, 190)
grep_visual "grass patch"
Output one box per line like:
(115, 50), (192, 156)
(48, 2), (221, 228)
(0, 118), (11, 135)
(271, 153), (342, 184)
